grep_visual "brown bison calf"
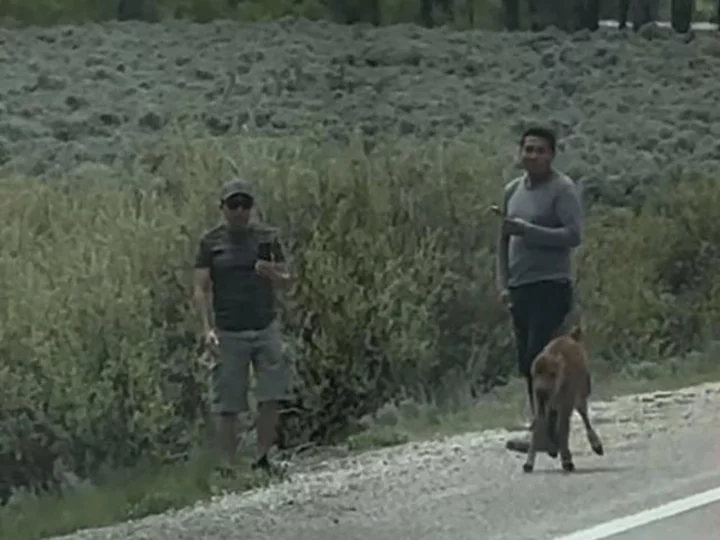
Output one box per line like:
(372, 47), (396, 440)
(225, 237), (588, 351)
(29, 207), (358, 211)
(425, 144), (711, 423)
(523, 325), (604, 473)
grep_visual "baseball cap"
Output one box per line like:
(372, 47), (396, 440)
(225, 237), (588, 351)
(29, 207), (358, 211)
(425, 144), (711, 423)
(220, 178), (254, 203)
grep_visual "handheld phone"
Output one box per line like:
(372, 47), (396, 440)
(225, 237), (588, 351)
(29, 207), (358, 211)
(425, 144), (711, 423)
(257, 242), (272, 261)
(256, 241), (290, 280)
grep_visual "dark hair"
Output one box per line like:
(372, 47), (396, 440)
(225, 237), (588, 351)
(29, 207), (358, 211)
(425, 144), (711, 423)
(520, 126), (556, 153)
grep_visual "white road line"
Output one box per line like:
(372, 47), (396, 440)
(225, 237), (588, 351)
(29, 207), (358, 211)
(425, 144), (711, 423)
(553, 485), (720, 540)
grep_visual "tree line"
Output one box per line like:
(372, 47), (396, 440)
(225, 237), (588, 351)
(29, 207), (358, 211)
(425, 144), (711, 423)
(116, 0), (718, 34)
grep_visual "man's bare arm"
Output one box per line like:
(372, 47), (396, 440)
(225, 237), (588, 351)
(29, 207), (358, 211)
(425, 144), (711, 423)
(193, 268), (213, 332)
(270, 236), (293, 288)
(496, 228), (510, 294)
(495, 181), (515, 295)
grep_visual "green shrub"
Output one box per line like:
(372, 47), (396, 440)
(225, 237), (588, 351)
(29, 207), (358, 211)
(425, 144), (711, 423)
(1, 129), (719, 501)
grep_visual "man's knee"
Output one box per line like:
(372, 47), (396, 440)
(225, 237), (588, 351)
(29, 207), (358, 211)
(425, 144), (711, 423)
(256, 399), (279, 415)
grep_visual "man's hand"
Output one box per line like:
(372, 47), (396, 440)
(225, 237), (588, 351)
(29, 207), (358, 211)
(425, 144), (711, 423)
(203, 327), (220, 355)
(502, 217), (530, 237)
(498, 289), (512, 309)
(255, 260), (290, 282)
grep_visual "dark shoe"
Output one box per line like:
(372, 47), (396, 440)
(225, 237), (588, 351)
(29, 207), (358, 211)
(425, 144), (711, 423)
(505, 437), (530, 453)
(212, 463), (237, 480)
(251, 454), (287, 477)
(251, 454), (271, 471)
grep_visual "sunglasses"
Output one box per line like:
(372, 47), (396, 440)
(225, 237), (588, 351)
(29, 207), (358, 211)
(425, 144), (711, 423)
(225, 194), (253, 210)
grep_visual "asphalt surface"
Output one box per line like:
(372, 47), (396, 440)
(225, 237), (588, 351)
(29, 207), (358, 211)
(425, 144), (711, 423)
(604, 499), (720, 540)
(260, 419), (720, 540)
(54, 383), (720, 540)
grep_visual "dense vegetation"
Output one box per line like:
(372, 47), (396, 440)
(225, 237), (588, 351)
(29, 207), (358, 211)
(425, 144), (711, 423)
(2, 129), (720, 504)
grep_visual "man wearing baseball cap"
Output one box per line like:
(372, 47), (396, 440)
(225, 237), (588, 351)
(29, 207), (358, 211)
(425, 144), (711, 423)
(193, 178), (293, 475)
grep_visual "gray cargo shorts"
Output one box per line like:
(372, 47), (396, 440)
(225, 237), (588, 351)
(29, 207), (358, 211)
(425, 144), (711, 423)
(210, 319), (293, 414)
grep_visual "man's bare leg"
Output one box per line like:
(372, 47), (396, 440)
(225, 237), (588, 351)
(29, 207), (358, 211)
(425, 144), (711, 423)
(214, 412), (238, 467)
(258, 400), (279, 455)
(252, 400), (281, 472)
(507, 375), (534, 453)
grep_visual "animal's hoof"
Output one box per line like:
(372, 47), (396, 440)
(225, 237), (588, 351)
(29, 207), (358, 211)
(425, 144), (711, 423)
(523, 463), (534, 473)
(562, 460), (575, 472)
(592, 443), (604, 456)
(547, 450), (558, 458)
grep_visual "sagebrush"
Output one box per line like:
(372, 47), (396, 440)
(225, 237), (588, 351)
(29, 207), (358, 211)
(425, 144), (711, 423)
(1, 129), (720, 502)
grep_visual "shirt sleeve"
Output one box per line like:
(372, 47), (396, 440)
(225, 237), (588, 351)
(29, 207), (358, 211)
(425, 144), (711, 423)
(194, 236), (212, 269)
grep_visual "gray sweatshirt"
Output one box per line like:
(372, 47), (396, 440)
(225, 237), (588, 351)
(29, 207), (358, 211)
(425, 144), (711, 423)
(495, 170), (584, 291)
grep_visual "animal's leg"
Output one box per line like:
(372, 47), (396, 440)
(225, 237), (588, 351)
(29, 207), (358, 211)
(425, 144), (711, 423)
(523, 425), (539, 472)
(524, 390), (544, 472)
(577, 400), (604, 456)
(557, 410), (574, 472)
(546, 408), (559, 458)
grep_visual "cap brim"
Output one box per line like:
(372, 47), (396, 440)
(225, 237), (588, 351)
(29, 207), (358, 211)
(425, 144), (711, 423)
(222, 190), (252, 201)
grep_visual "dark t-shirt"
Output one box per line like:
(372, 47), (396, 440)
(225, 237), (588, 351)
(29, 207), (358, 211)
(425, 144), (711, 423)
(194, 221), (286, 332)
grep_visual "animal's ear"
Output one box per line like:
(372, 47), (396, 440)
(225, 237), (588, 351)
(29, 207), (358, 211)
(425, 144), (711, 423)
(569, 325), (583, 342)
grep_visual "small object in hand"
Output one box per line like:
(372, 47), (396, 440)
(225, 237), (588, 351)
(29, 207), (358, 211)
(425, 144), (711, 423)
(255, 258), (290, 281)
(256, 242), (290, 280)
(257, 242), (272, 261)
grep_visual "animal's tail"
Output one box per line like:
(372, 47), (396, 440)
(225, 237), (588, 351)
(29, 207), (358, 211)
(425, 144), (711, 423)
(569, 325), (583, 342)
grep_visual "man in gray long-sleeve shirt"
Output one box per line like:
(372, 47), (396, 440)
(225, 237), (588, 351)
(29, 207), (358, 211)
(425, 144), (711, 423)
(495, 126), (584, 454)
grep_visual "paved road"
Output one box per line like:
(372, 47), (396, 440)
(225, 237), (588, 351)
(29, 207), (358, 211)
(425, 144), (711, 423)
(55, 383), (720, 540)
(604, 498), (720, 540)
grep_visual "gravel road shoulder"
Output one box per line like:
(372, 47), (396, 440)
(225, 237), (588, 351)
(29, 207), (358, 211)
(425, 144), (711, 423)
(50, 380), (720, 540)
